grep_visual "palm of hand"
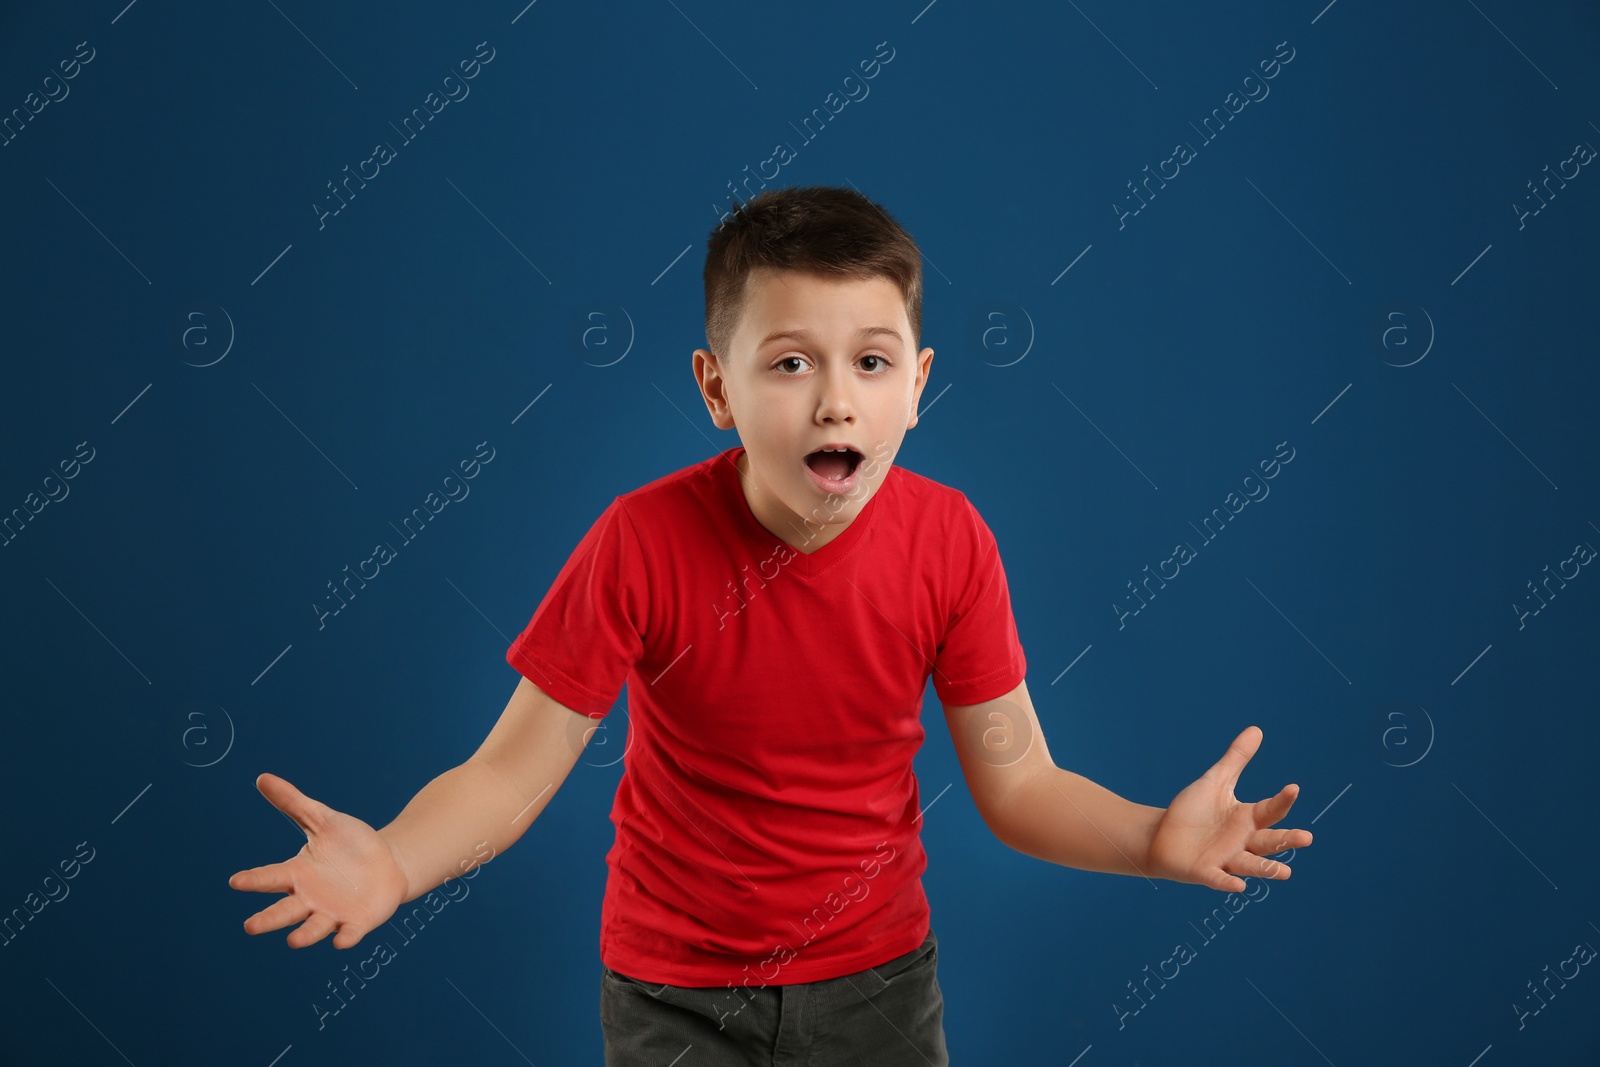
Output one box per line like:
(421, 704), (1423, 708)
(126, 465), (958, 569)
(230, 773), (409, 950)
(1148, 726), (1313, 892)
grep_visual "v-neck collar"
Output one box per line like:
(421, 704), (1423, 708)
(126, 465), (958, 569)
(717, 445), (880, 580)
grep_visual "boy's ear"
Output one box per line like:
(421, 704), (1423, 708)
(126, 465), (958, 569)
(692, 347), (736, 431)
(906, 346), (935, 430)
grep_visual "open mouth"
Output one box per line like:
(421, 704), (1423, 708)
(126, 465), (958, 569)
(803, 445), (863, 483)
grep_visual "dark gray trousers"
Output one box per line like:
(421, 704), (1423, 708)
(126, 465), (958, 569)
(599, 929), (949, 1066)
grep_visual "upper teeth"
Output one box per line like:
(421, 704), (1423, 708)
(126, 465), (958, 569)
(820, 447), (850, 453)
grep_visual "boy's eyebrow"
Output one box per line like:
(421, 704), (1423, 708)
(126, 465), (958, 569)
(756, 325), (904, 349)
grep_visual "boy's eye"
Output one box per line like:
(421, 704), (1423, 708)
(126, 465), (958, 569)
(773, 355), (892, 374)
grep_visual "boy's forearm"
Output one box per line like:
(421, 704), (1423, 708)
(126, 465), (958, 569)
(378, 758), (552, 903)
(987, 765), (1165, 880)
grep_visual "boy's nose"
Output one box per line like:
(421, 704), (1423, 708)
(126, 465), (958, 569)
(815, 367), (857, 421)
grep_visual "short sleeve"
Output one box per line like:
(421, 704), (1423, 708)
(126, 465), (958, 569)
(505, 497), (648, 718)
(931, 495), (1027, 707)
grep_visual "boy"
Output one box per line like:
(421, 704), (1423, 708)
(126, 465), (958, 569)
(230, 186), (1313, 1065)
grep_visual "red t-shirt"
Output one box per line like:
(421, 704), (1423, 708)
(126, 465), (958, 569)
(505, 444), (1027, 986)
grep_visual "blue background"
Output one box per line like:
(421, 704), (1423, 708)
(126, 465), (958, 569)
(2, 0), (1597, 1063)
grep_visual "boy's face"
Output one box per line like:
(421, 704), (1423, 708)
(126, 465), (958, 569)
(693, 269), (935, 553)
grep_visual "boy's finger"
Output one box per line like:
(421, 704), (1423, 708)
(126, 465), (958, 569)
(286, 911), (337, 949)
(229, 861), (292, 894)
(1202, 868), (1248, 894)
(1204, 725), (1262, 788)
(1254, 854), (1293, 880)
(243, 895), (311, 936)
(1248, 826), (1310, 855)
(332, 922), (371, 950)
(255, 772), (327, 834)
(1251, 783), (1300, 825)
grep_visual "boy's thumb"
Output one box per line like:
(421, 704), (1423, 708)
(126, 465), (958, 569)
(255, 772), (317, 824)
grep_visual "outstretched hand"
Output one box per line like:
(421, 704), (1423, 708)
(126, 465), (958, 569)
(228, 773), (409, 949)
(1147, 726), (1313, 892)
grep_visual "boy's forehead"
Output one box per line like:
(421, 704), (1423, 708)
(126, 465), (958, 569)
(745, 267), (899, 302)
(733, 269), (910, 350)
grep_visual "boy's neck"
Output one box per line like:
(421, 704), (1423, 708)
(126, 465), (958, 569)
(735, 449), (852, 555)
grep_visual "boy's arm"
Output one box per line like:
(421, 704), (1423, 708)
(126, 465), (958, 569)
(380, 676), (594, 902)
(942, 680), (1312, 892)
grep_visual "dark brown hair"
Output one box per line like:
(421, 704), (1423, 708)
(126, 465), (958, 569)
(702, 185), (923, 361)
